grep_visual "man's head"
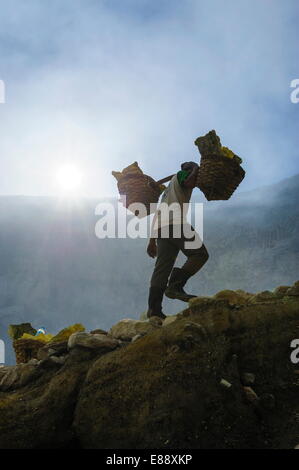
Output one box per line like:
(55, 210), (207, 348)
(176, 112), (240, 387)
(180, 161), (199, 188)
(181, 162), (195, 172)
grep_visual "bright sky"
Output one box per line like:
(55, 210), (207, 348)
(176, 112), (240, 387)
(0, 0), (298, 197)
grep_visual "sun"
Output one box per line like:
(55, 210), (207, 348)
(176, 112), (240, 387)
(56, 164), (83, 192)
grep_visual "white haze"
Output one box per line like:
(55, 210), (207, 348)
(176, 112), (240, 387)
(0, 0), (298, 197)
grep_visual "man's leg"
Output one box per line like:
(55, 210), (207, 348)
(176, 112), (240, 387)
(165, 227), (209, 302)
(181, 243), (209, 275)
(147, 238), (179, 318)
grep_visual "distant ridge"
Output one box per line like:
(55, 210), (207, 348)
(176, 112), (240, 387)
(0, 173), (299, 365)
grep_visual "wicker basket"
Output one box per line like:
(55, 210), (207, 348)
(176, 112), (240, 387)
(195, 130), (246, 201)
(197, 155), (245, 201)
(13, 338), (45, 364)
(117, 173), (163, 217)
(112, 162), (173, 218)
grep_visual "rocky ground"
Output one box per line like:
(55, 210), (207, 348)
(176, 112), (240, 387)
(0, 282), (299, 449)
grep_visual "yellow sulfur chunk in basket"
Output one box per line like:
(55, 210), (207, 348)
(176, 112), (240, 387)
(221, 146), (235, 159)
(21, 333), (54, 343)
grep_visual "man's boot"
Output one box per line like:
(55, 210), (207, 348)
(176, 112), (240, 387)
(165, 267), (197, 302)
(147, 286), (166, 320)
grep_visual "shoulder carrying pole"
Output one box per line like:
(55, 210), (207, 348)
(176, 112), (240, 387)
(156, 174), (175, 185)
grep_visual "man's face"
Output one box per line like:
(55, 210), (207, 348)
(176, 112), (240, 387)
(181, 162), (194, 172)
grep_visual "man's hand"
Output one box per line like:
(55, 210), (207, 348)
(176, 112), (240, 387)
(147, 238), (157, 258)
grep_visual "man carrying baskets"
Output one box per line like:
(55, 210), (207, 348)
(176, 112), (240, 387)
(147, 162), (209, 320)
(112, 131), (245, 320)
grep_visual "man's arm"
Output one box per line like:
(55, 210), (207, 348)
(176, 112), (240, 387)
(147, 237), (157, 258)
(147, 211), (158, 258)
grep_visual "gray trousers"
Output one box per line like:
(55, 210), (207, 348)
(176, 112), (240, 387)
(150, 225), (209, 290)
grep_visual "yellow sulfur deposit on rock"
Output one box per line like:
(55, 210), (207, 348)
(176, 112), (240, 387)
(49, 324), (85, 344)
